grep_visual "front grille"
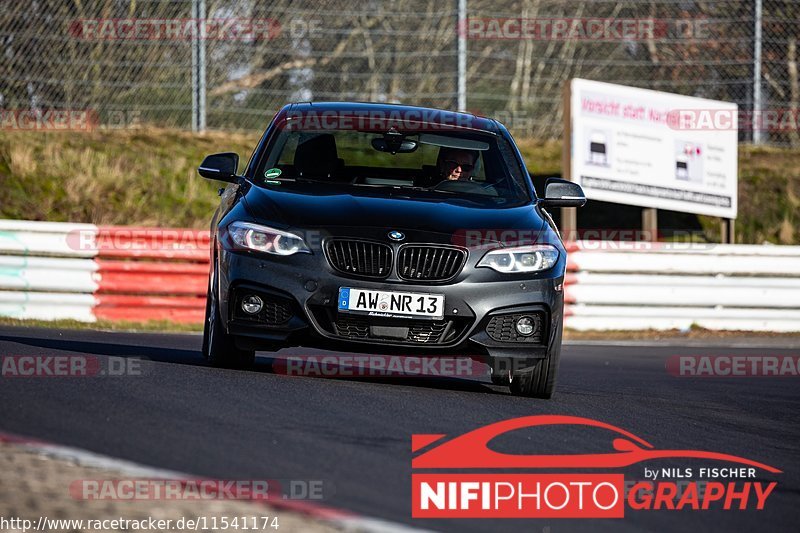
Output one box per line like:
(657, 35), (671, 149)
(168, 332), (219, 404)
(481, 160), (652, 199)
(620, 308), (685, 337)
(334, 315), (451, 344)
(486, 313), (545, 344)
(397, 245), (467, 282)
(325, 239), (392, 278)
(232, 290), (293, 325)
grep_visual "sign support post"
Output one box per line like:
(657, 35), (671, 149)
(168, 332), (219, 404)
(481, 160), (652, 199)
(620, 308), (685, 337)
(642, 208), (658, 241)
(721, 218), (736, 244)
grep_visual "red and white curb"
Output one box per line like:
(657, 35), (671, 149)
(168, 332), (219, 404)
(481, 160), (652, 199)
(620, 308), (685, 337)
(0, 431), (428, 533)
(0, 220), (209, 324)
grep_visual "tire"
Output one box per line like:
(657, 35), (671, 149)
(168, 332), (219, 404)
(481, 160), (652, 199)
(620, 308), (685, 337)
(202, 268), (255, 369)
(489, 359), (511, 385)
(490, 372), (510, 386)
(508, 322), (562, 398)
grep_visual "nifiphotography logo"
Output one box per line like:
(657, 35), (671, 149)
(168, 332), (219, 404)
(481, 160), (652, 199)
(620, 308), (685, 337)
(411, 415), (780, 519)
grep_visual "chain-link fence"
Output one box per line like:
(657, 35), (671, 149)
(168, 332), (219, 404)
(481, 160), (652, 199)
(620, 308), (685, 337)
(1, 0), (798, 144)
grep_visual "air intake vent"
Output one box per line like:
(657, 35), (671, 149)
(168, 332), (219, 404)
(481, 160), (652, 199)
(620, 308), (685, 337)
(334, 315), (450, 344)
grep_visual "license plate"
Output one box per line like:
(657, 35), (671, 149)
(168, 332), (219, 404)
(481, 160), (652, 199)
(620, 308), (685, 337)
(338, 288), (444, 319)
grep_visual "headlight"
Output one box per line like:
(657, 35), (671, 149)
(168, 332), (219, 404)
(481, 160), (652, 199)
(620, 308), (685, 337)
(477, 244), (559, 273)
(227, 221), (310, 256)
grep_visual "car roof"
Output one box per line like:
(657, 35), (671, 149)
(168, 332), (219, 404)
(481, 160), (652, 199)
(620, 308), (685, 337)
(280, 101), (500, 133)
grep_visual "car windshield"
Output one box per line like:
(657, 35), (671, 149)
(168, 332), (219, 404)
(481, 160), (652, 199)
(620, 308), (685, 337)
(255, 126), (531, 207)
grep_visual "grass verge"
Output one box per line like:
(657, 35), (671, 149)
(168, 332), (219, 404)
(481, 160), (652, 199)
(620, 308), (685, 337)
(1, 129), (798, 243)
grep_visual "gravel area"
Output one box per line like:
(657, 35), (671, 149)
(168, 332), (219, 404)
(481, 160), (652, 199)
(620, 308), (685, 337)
(0, 442), (340, 533)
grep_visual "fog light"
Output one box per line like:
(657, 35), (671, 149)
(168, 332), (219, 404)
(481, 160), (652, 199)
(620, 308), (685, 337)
(515, 316), (535, 336)
(241, 295), (263, 314)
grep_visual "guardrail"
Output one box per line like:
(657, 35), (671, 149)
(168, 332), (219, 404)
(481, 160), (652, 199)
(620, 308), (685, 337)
(1, 220), (799, 332)
(563, 241), (800, 332)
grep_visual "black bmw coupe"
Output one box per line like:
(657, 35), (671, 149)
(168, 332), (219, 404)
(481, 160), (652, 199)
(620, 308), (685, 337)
(198, 102), (585, 398)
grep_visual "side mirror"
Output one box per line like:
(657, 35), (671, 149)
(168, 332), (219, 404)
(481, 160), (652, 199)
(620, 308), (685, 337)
(538, 177), (587, 208)
(198, 152), (240, 182)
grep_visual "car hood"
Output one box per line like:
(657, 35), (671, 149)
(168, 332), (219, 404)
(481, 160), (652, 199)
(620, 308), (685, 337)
(242, 185), (546, 244)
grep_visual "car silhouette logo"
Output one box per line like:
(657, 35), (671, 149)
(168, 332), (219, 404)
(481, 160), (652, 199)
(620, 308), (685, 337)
(412, 415), (781, 472)
(388, 231), (405, 241)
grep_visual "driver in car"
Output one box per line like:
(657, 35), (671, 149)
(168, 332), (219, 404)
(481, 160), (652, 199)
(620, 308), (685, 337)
(437, 147), (478, 181)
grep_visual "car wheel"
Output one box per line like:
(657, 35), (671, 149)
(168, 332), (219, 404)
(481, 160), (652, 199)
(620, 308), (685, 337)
(489, 360), (510, 385)
(202, 268), (255, 369)
(508, 322), (562, 398)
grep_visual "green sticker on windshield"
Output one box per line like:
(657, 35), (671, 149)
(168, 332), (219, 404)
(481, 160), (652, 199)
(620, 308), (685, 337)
(264, 168), (282, 179)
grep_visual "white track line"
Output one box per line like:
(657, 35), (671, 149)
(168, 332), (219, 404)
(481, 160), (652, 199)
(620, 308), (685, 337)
(564, 339), (800, 349)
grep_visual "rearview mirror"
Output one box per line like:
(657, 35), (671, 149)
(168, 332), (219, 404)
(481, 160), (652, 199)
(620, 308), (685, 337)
(538, 178), (587, 208)
(198, 152), (240, 182)
(371, 131), (418, 154)
(371, 137), (418, 154)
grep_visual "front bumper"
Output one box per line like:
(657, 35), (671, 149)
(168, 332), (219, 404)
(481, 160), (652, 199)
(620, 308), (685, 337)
(218, 248), (564, 359)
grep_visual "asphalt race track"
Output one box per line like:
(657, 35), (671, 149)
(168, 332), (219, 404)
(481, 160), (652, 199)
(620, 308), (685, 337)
(0, 325), (798, 532)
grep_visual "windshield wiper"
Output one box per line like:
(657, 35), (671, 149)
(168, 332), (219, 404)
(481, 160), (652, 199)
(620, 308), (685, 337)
(264, 176), (340, 184)
(347, 183), (424, 190)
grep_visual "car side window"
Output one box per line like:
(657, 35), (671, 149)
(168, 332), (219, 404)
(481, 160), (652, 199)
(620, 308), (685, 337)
(471, 153), (487, 182)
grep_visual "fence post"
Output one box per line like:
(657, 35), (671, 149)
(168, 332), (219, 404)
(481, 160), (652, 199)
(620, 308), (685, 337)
(752, 0), (763, 144)
(457, 0), (467, 112)
(191, 0), (207, 132)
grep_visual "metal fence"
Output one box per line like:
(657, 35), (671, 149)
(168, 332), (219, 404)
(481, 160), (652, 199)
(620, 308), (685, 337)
(1, 0), (798, 144)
